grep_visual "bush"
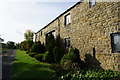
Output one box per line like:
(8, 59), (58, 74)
(59, 67), (120, 80)
(30, 41), (46, 53)
(46, 33), (55, 52)
(28, 52), (37, 57)
(60, 48), (81, 71)
(70, 48), (80, 62)
(42, 51), (54, 63)
(60, 48), (80, 65)
(26, 50), (30, 54)
(60, 52), (74, 65)
(27, 40), (33, 49)
(53, 47), (61, 63)
(34, 54), (43, 61)
(20, 41), (28, 51)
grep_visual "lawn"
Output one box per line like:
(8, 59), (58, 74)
(11, 50), (55, 79)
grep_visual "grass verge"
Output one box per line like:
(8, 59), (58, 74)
(11, 49), (55, 79)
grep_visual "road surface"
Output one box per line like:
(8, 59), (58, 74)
(1, 49), (16, 80)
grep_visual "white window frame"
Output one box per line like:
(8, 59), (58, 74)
(89, 0), (96, 8)
(111, 33), (120, 53)
(65, 14), (70, 25)
(52, 31), (55, 38)
(65, 38), (70, 48)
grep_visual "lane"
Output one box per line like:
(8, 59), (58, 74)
(0, 44), (1, 80)
(1, 49), (16, 80)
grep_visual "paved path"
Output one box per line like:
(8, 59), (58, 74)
(1, 49), (16, 80)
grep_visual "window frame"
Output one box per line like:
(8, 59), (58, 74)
(64, 13), (71, 25)
(111, 33), (120, 53)
(65, 38), (70, 48)
(41, 31), (42, 37)
(89, 0), (96, 8)
(52, 31), (55, 38)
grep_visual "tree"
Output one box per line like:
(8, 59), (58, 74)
(0, 35), (4, 43)
(6, 41), (16, 49)
(24, 29), (34, 41)
(15, 43), (20, 49)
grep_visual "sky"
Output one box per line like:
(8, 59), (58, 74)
(0, 0), (78, 43)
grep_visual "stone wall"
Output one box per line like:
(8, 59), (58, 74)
(35, 1), (120, 71)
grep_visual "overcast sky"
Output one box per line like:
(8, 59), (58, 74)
(0, 0), (78, 43)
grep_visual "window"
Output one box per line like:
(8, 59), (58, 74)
(64, 14), (70, 25)
(89, 0), (96, 8)
(111, 33), (120, 53)
(65, 38), (70, 48)
(41, 31), (42, 36)
(52, 31), (55, 37)
(39, 33), (40, 40)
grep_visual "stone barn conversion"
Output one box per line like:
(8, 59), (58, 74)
(35, 0), (120, 71)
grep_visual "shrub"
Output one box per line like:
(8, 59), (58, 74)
(30, 41), (46, 53)
(70, 48), (80, 62)
(28, 52), (37, 57)
(60, 52), (76, 65)
(27, 40), (33, 49)
(20, 41), (28, 51)
(53, 47), (61, 63)
(46, 33), (55, 52)
(59, 67), (120, 80)
(26, 50), (29, 54)
(60, 48), (80, 65)
(30, 42), (41, 52)
(34, 54), (43, 61)
(42, 51), (54, 63)
(44, 33), (56, 63)
(60, 48), (81, 71)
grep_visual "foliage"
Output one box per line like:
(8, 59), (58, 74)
(0, 49), (9, 52)
(27, 40), (33, 50)
(0, 35), (4, 43)
(46, 33), (56, 52)
(60, 48), (80, 65)
(55, 35), (65, 62)
(34, 54), (43, 61)
(53, 47), (61, 63)
(30, 41), (46, 53)
(11, 50), (55, 79)
(45, 33), (56, 63)
(15, 43), (20, 49)
(6, 41), (16, 49)
(24, 29), (34, 41)
(70, 48), (80, 62)
(60, 52), (74, 65)
(28, 52), (37, 57)
(42, 51), (54, 63)
(2, 43), (6, 49)
(50, 63), (67, 79)
(59, 67), (120, 80)
(60, 48), (81, 71)
(20, 41), (28, 51)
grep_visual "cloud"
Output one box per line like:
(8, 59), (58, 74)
(16, 30), (23, 36)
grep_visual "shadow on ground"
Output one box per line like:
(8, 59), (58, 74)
(11, 62), (55, 80)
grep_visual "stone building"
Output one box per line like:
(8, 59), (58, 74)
(35, 0), (120, 71)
